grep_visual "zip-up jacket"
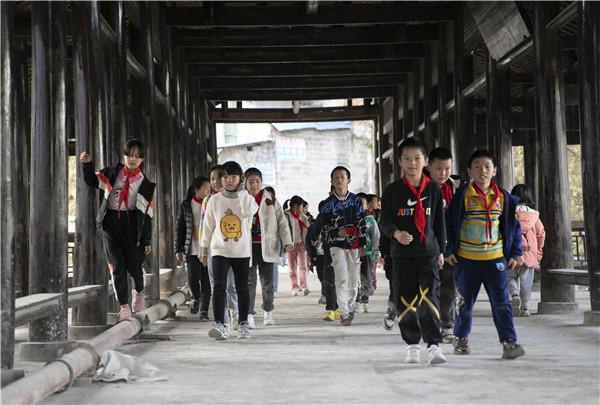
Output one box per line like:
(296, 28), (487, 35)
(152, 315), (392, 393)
(82, 161), (155, 247)
(174, 200), (195, 256)
(309, 191), (365, 250)
(379, 179), (446, 258)
(445, 184), (522, 261)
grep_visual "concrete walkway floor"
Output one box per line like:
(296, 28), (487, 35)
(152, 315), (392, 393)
(14, 270), (600, 404)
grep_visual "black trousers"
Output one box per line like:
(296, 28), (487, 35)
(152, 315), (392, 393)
(187, 255), (211, 312)
(102, 210), (144, 305)
(314, 255), (326, 297)
(392, 256), (442, 345)
(359, 255), (373, 303)
(212, 255), (250, 324)
(322, 248), (338, 311)
(383, 256), (396, 312)
(439, 263), (457, 329)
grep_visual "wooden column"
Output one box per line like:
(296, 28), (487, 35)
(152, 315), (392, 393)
(71, 2), (109, 336)
(534, 3), (576, 313)
(13, 37), (31, 298)
(423, 45), (434, 150)
(578, 1), (600, 325)
(157, 8), (174, 271)
(437, 24), (449, 148)
(1, 0), (16, 369)
(392, 88), (401, 180)
(454, 5), (470, 177)
(412, 61), (421, 137)
(522, 86), (540, 207)
(140, 2), (160, 302)
(486, 57), (513, 190)
(29, 1), (69, 343)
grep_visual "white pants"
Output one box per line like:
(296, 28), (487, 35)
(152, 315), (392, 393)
(330, 247), (361, 317)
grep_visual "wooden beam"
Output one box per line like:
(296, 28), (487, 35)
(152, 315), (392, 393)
(175, 25), (440, 48)
(166, 3), (455, 27)
(183, 44), (426, 64)
(211, 106), (377, 123)
(199, 86), (397, 101)
(197, 75), (408, 91)
(189, 60), (415, 78)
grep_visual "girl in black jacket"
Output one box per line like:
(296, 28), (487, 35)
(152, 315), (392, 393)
(175, 176), (211, 319)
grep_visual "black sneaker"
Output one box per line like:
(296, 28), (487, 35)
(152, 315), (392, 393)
(199, 311), (210, 321)
(190, 299), (200, 314)
(454, 337), (470, 355)
(502, 341), (525, 359)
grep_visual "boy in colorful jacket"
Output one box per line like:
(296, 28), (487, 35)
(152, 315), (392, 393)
(445, 149), (524, 360)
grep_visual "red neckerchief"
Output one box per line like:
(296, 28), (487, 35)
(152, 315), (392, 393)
(366, 209), (376, 216)
(192, 195), (203, 205)
(471, 181), (501, 242)
(290, 210), (308, 230)
(441, 180), (453, 210)
(401, 174), (430, 243)
(118, 167), (141, 215)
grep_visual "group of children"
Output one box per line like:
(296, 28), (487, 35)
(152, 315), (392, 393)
(81, 136), (545, 364)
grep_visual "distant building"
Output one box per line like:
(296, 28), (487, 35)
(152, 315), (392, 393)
(217, 121), (375, 213)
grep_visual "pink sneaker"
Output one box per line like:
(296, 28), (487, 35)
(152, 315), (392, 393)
(118, 304), (132, 321)
(132, 290), (145, 313)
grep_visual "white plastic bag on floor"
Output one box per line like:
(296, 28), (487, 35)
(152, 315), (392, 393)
(92, 350), (168, 383)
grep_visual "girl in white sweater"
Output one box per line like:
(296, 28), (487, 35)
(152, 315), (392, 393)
(201, 161), (259, 340)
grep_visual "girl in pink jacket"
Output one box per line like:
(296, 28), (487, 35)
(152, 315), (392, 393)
(510, 185), (546, 317)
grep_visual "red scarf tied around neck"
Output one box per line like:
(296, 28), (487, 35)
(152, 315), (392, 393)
(471, 181), (501, 242)
(118, 167), (141, 214)
(401, 175), (430, 243)
(291, 210), (308, 231)
(441, 181), (453, 209)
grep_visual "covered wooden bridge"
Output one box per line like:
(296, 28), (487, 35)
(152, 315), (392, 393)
(1, 1), (599, 401)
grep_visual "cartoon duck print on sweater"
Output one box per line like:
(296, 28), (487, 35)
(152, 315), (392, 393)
(220, 208), (242, 241)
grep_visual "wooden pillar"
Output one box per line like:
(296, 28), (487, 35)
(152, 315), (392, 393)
(534, 3), (576, 313)
(412, 61), (421, 137)
(578, 1), (600, 324)
(522, 86), (540, 207)
(392, 88), (401, 180)
(454, 5), (469, 177)
(29, 1), (69, 342)
(71, 2), (109, 336)
(437, 24), (449, 148)
(486, 57), (513, 190)
(423, 45), (434, 151)
(140, 2), (160, 301)
(13, 37), (31, 298)
(1, 0), (16, 369)
(112, 1), (129, 153)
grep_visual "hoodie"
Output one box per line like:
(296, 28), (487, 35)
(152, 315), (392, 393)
(516, 205), (545, 267)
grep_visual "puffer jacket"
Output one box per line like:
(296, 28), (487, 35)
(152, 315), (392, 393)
(516, 205), (545, 267)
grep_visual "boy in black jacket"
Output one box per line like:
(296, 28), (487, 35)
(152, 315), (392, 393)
(379, 137), (446, 365)
(80, 139), (155, 322)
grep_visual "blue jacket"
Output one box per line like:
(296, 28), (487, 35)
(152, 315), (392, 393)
(445, 184), (522, 261)
(309, 192), (365, 250)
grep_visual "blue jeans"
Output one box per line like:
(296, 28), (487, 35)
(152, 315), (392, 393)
(454, 257), (517, 343)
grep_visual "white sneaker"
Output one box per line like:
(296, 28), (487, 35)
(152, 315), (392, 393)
(405, 344), (421, 363)
(237, 321), (251, 339)
(247, 314), (256, 329)
(360, 303), (369, 313)
(427, 344), (447, 365)
(208, 322), (229, 340)
(291, 288), (299, 296)
(263, 311), (275, 326)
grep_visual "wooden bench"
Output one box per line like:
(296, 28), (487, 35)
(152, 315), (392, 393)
(547, 268), (590, 286)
